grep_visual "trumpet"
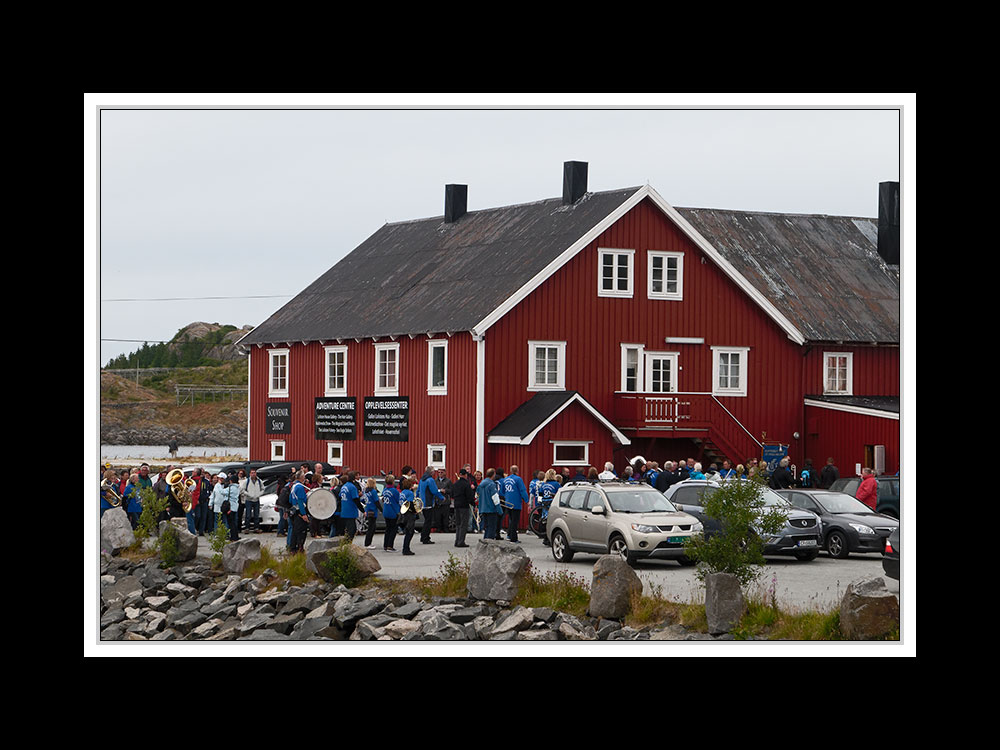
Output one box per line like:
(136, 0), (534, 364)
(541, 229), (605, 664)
(166, 468), (196, 514)
(101, 478), (123, 508)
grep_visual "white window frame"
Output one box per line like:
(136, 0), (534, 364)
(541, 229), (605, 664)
(427, 339), (448, 395)
(597, 248), (635, 298)
(324, 345), (348, 397)
(620, 343), (646, 393)
(552, 440), (590, 467)
(327, 442), (344, 466)
(823, 351), (854, 395)
(528, 340), (566, 391)
(712, 346), (749, 397)
(427, 443), (446, 470)
(374, 342), (400, 396)
(270, 440), (285, 461)
(648, 251), (684, 300)
(644, 351), (679, 393)
(268, 348), (289, 397)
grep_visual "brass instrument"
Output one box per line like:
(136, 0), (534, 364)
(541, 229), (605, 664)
(166, 468), (196, 514)
(400, 496), (423, 515)
(101, 478), (123, 508)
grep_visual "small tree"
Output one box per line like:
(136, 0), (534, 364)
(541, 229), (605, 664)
(208, 514), (230, 567)
(683, 476), (787, 589)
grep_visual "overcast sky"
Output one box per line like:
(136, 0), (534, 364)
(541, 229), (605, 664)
(90, 96), (909, 366)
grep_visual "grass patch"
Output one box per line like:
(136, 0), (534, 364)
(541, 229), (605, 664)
(512, 563), (590, 617)
(243, 546), (317, 588)
(731, 598), (845, 640)
(412, 552), (472, 599)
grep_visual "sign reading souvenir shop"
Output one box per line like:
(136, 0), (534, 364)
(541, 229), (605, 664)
(363, 396), (409, 442)
(315, 397), (357, 440)
(265, 402), (292, 434)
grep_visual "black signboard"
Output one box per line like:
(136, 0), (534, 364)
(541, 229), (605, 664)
(363, 396), (409, 442)
(265, 402), (291, 434)
(315, 397), (357, 440)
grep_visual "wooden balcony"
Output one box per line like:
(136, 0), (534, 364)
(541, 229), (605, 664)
(612, 392), (762, 462)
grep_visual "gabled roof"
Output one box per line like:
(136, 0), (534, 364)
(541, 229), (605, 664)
(675, 207), (900, 344)
(240, 183), (900, 348)
(487, 390), (630, 446)
(239, 188), (640, 346)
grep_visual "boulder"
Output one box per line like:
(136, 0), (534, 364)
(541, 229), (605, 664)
(467, 539), (530, 601)
(704, 572), (745, 635)
(158, 520), (198, 562)
(839, 575), (900, 640)
(588, 555), (641, 620)
(100, 508), (135, 556)
(222, 539), (261, 575)
(306, 538), (381, 582)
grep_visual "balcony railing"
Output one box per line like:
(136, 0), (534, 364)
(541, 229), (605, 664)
(613, 392), (763, 460)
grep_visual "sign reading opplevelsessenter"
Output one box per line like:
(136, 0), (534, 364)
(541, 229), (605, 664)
(363, 396), (409, 442)
(315, 397), (357, 440)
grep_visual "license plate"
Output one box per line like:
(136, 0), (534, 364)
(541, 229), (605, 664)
(796, 539), (817, 547)
(667, 536), (687, 544)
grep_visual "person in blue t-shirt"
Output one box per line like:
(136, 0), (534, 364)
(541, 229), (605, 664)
(338, 471), (364, 541)
(362, 477), (381, 549)
(501, 466), (528, 542)
(417, 467), (445, 544)
(380, 475), (402, 551)
(400, 476), (418, 555)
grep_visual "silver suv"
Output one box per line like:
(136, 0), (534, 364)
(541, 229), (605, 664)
(547, 482), (702, 566)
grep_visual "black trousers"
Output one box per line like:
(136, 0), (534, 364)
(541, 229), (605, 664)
(343, 517), (357, 541)
(506, 508), (520, 541)
(291, 513), (310, 552)
(420, 506), (435, 542)
(383, 516), (399, 549)
(402, 512), (417, 552)
(454, 507), (470, 546)
(363, 512), (378, 546)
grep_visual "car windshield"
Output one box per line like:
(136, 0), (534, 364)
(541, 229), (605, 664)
(606, 489), (678, 513)
(759, 489), (791, 507)
(817, 492), (875, 514)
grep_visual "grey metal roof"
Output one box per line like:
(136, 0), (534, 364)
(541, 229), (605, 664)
(675, 208), (900, 344)
(805, 395), (900, 415)
(487, 391), (579, 439)
(241, 188), (640, 345)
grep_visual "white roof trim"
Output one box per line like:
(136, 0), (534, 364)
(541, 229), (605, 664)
(488, 392), (631, 447)
(804, 398), (899, 421)
(471, 184), (806, 346)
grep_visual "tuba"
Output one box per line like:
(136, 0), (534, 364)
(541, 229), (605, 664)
(166, 468), (195, 514)
(101, 478), (123, 507)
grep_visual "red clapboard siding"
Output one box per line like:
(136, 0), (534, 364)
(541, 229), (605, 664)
(249, 333), (478, 475)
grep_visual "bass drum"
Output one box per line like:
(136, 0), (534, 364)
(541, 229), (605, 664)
(307, 487), (337, 520)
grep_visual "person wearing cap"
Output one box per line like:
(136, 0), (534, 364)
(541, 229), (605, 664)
(451, 468), (476, 547)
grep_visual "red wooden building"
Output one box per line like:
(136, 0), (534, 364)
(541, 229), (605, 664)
(238, 163), (900, 501)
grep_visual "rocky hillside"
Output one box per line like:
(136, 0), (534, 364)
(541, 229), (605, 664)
(104, 322), (254, 370)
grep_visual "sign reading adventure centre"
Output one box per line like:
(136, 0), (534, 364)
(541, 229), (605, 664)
(363, 396), (409, 442)
(315, 397), (357, 440)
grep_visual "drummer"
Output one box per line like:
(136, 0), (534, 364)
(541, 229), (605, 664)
(337, 470), (363, 541)
(289, 471), (311, 553)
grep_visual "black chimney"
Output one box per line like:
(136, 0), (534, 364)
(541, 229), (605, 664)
(563, 161), (588, 204)
(445, 184), (467, 223)
(877, 181), (900, 265)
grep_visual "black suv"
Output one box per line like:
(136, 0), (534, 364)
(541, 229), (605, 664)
(828, 476), (900, 519)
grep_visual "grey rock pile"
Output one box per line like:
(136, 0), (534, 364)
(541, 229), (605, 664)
(98, 554), (718, 642)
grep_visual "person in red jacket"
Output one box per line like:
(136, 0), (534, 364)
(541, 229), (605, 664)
(856, 468), (878, 511)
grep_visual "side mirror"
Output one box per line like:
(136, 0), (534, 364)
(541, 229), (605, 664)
(591, 505), (605, 515)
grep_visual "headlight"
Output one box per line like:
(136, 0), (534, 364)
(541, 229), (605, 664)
(631, 523), (659, 534)
(691, 521), (703, 533)
(849, 523), (875, 535)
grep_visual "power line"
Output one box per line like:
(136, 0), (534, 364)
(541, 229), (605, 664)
(102, 294), (292, 302)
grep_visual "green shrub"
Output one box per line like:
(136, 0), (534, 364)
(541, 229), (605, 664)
(683, 475), (787, 589)
(158, 523), (181, 567)
(134, 487), (169, 543)
(320, 542), (365, 589)
(209, 514), (230, 567)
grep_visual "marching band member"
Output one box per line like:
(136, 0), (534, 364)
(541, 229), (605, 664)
(399, 476), (417, 556)
(380, 475), (401, 552)
(500, 465), (528, 543)
(362, 477), (381, 549)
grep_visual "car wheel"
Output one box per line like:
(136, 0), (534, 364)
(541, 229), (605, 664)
(608, 535), (636, 565)
(793, 549), (819, 561)
(551, 530), (574, 563)
(826, 530), (850, 559)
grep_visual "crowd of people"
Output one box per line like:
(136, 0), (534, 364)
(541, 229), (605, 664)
(101, 452), (885, 553)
